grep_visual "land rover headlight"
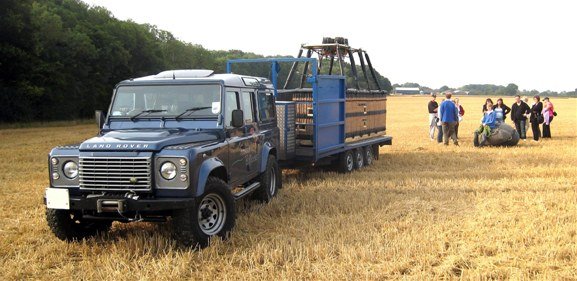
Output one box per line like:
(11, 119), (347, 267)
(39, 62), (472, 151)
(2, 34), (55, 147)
(63, 161), (79, 179)
(160, 162), (177, 180)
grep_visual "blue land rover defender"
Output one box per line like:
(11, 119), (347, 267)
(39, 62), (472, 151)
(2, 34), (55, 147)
(45, 69), (281, 247)
(45, 53), (393, 247)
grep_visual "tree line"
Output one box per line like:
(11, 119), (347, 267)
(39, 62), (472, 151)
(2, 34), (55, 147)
(0, 0), (393, 123)
(393, 82), (576, 97)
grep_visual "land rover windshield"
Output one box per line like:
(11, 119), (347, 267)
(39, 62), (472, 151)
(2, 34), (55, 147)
(110, 84), (221, 119)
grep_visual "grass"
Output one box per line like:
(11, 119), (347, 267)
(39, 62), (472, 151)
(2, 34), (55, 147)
(0, 119), (93, 130)
(0, 96), (576, 280)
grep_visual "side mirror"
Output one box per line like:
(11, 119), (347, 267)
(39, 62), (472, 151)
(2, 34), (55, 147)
(95, 110), (106, 129)
(231, 109), (244, 128)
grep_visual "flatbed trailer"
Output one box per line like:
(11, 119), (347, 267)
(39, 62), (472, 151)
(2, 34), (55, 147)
(227, 57), (392, 172)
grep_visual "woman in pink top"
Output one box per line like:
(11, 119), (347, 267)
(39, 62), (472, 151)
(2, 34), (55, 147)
(542, 97), (554, 138)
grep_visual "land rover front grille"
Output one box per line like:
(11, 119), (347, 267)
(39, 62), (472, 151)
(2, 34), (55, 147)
(79, 157), (152, 190)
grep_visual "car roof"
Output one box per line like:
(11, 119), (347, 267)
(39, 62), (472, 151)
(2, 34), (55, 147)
(117, 69), (273, 89)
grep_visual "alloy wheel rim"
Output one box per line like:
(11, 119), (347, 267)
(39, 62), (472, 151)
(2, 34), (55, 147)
(346, 154), (354, 171)
(366, 149), (373, 165)
(357, 151), (364, 168)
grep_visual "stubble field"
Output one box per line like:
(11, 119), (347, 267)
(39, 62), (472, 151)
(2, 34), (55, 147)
(0, 96), (576, 280)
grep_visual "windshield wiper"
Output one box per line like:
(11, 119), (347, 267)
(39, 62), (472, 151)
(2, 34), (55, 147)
(130, 109), (166, 121)
(175, 107), (211, 120)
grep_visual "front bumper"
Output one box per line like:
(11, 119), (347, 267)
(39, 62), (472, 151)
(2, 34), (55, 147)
(45, 189), (195, 212)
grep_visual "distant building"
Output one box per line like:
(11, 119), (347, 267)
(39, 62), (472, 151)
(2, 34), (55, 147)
(394, 87), (421, 95)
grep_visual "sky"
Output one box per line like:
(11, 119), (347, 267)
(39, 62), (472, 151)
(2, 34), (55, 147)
(81, 0), (576, 92)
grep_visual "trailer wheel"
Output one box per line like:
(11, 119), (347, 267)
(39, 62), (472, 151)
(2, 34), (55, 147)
(354, 148), (364, 169)
(372, 144), (380, 160)
(172, 177), (235, 248)
(364, 146), (374, 166)
(46, 209), (112, 241)
(338, 150), (354, 173)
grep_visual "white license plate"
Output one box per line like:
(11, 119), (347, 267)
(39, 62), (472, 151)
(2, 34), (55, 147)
(45, 188), (70, 210)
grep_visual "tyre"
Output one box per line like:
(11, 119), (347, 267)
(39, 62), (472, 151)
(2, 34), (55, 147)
(353, 148), (364, 169)
(372, 144), (380, 160)
(338, 150), (354, 173)
(364, 146), (374, 166)
(172, 177), (235, 248)
(253, 155), (281, 203)
(46, 209), (112, 241)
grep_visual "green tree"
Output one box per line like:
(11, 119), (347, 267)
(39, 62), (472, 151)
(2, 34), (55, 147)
(0, 0), (395, 122)
(401, 82), (420, 88)
(504, 83), (519, 96)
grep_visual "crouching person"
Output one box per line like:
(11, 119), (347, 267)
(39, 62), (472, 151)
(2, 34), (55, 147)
(476, 101), (497, 146)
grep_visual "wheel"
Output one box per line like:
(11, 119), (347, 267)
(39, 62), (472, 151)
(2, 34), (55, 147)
(253, 155), (281, 203)
(46, 209), (112, 241)
(337, 150), (354, 173)
(172, 177), (235, 248)
(372, 144), (380, 160)
(353, 148), (364, 169)
(364, 146), (374, 166)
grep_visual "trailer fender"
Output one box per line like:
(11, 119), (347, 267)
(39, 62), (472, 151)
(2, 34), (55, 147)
(259, 142), (275, 173)
(195, 157), (226, 197)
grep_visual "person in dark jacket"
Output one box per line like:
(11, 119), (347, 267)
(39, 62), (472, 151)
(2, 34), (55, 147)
(493, 98), (511, 123)
(511, 95), (530, 141)
(530, 95), (543, 141)
(427, 94), (440, 141)
(481, 98), (494, 114)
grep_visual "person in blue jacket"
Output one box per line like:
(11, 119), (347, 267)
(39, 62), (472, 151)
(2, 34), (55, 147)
(476, 99), (497, 145)
(438, 92), (459, 146)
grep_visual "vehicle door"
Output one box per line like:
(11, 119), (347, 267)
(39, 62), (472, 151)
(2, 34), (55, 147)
(256, 88), (278, 153)
(239, 90), (260, 177)
(225, 89), (257, 185)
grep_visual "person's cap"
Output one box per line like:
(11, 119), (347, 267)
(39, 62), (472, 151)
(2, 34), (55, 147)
(431, 93), (437, 97)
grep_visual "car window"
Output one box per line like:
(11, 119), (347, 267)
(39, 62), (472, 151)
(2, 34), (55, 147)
(257, 91), (275, 121)
(110, 84), (220, 118)
(224, 91), (239, 127)
(241, 92), (255, 123)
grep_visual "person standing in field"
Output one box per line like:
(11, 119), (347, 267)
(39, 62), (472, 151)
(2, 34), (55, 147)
(530, 95), (543, 141)
(454, 97), (465, 139)
(428, 93), (439, 141)
(523, 96), (531, 132)
(439, 93), (459, 146)
(542, 97), (555, 138)
(511, 95), (530, 141)
(493, 98), (511, 124)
